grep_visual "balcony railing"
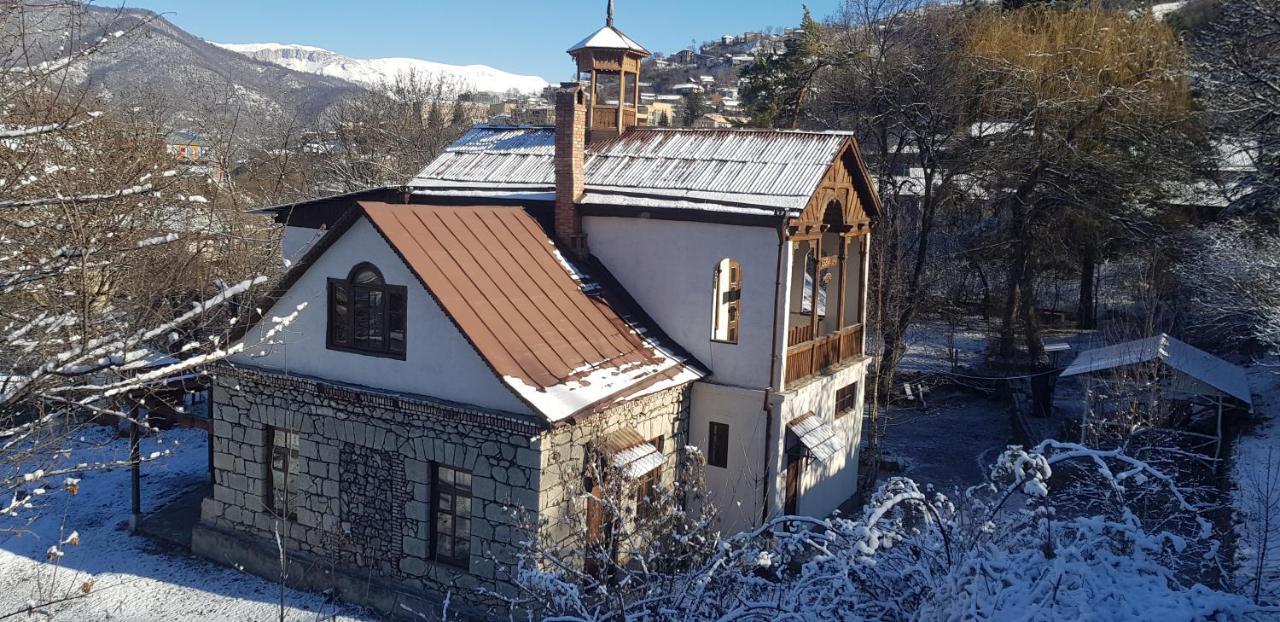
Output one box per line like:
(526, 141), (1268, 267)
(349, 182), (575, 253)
(591, 106), (637, 130)
(784, 324), (865, 386)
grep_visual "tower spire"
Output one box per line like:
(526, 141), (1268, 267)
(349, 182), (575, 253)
(607, 0), (615, 27)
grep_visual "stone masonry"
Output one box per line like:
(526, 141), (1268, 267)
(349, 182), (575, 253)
(196, 363), (693, 616)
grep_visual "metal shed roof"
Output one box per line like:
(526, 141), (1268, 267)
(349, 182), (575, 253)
(409, 126), (858, 214)
(1060, 334), (1252, 406)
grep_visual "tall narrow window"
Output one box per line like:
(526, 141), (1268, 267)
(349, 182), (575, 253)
(712, 258), (742, 343)
(328, 263), (407, 358)
(267, 427), (299, 521)
(801, 250), (830, 317)
(707, 422), (729, 469)
(432, 465), (472, 570)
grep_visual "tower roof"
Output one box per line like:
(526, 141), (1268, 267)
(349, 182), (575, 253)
(568, 0), (650, 56)
(568, 25), (650, 56)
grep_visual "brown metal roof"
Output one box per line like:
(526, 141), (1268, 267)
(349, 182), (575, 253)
(359, 201), (702, 421)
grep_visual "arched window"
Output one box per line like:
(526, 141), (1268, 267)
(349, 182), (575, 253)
(328, 263), (407, 358)
(711, 258), (741, 343)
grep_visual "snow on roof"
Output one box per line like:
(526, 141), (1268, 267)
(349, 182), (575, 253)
(409, 125), (862, 215)
(788, 412), (843, 463)
(1060, 334), (1252, 406)
(568, 25), (650, 55)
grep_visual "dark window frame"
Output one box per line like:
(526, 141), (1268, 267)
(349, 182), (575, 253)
(266, 427), (299, 521)
(707, 422), (729, 469)
(835, 382), (860, 419)
(327, 262), (408, 360)
(430, 464), (473, 570)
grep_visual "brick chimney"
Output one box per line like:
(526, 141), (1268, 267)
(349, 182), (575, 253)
(554, 82), (588, 258)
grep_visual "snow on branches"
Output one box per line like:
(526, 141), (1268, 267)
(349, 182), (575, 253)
(514, 441), (1259, 621)
(1177, 220), (1280, 352)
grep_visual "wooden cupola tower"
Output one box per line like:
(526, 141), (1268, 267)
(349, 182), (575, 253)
(568, 0), (650, 141)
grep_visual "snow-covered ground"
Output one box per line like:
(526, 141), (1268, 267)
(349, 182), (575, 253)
(1232, 359), (1280, 606)
(0, 424), (371, 621)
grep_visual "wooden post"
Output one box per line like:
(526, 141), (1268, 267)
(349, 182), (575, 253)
(835, 235), (849, 330)
(129, 412), (142, 532)
(588, 70), (597, 130)
(809, 235), (822, 372)
(632, 68), (641, 125)
(857, 234), (868, 325)
(617, 70), (626, 134)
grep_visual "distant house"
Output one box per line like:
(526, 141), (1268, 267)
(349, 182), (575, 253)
(166, 131), (212, 161)
(693, 113), (748, 128)
(193, 4), (880, 617)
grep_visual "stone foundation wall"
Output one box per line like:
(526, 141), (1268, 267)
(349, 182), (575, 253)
(202, 366), (544, 602)
(200, 364), (695, 615)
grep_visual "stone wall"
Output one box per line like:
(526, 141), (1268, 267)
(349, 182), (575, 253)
(199, 364), (694, 615)
(537, 385), (692, 559)
(200, 365), (544, 602)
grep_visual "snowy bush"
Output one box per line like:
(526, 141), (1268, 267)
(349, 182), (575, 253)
(514, 441), (1260, 621)
(1176, 221), (1280, 353)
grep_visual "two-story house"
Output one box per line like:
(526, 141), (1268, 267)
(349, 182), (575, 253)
(192, 5), (879, 617)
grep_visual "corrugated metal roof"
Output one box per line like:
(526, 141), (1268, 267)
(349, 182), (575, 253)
(409, 126), (856, 212)
(1060, 334), (1252, 406)
(788, 412), (843, 464)
(599, 427), (663, 478)
(359, 201), (702, 421)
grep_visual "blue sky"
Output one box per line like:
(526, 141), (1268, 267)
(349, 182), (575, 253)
(118, 0), (841, 80)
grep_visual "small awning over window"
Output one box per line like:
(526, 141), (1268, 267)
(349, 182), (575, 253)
(599, 427), (664, 479)
(788, 412), (843, 464)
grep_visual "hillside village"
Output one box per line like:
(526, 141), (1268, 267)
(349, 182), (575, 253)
(1, 0), (1279, 621)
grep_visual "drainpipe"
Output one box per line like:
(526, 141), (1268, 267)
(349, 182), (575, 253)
(760, 211), (789, 526)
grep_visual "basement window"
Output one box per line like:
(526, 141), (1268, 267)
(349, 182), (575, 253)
(711, 258), (742, 343)
(328, 263), (407, 359)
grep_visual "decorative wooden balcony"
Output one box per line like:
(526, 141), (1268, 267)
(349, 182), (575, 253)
(784, 324), (865, 386)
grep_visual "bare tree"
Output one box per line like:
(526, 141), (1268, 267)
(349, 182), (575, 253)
(0, 3), (286, 614)
(317, 71), (470, 193)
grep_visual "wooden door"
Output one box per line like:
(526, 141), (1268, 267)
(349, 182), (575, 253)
(784, 458), (801, 515)
(585, 483), (606, 578)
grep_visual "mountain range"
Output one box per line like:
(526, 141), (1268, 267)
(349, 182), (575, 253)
(216, 43), (550, 96)
(10, 2), (548, 133)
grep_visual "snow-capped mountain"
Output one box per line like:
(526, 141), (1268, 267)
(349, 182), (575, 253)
(217, 43), (550, 95)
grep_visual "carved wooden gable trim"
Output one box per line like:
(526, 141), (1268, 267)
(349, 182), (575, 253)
(794, 141), (879, 229)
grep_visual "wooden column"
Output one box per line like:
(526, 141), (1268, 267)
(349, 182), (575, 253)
(632, 69), (641, 125)
(809, 234), (822, 372)
(857, 234), (868, 325)
(617, 71), (626, 134)
(835, 235), (849, 329)
(588, 70), (597, 130)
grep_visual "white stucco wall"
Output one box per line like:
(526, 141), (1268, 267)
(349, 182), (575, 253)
(282, 225), (324, 265)
(583, 216), (785, 389)
(689, 381), (771, 535)
(235, 217), (534, 415)
(770, 359), (869, 521)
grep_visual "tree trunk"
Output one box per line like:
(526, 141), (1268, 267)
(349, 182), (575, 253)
(1078, 243), (1097, 329)
(1019, 260), (1046, 364)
